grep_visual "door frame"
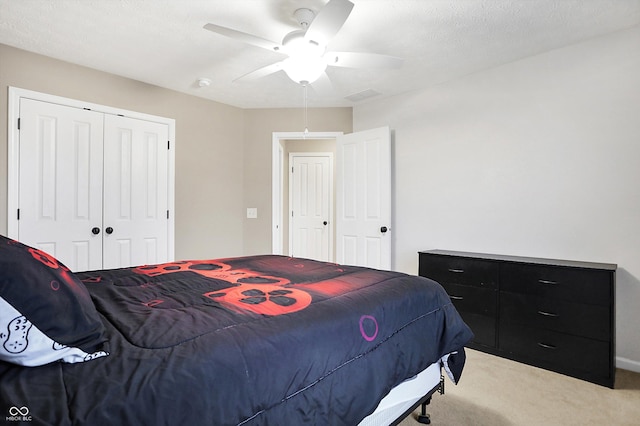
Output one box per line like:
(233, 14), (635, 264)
(7, 86), (176, 261)
(288, 152), (334, 261)
(271, 131), (343, 256)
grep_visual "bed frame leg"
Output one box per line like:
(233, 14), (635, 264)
(416, 398), (432, 424)
(416, 374), (444, 425)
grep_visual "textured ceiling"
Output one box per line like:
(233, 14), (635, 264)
(1, 0), (640, 109)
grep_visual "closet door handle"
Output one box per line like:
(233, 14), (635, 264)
(105, 227), (114, 235)
(91, 227), (100, 235)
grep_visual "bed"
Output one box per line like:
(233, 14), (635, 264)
(0, 235), (473, 425)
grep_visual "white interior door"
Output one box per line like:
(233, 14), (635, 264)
(102, 115), (169, 269)
(336, 126), (392, 269)
(18, 99), (104, 271)
(290, 154), (332, 261)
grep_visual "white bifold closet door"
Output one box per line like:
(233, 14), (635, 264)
(102, 114), (169, 270)
(17, 98), (169, 272)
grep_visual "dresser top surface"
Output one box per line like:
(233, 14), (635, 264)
(419, 249), (617, 271)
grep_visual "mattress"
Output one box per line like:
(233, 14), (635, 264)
(359, 361), (441, 426)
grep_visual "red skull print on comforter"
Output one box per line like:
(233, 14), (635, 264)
(0, 255), (472, 425)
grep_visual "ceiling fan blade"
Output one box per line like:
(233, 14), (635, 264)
(309, 72), (334, 94)
(233, 61), (285, 82)
(203, 23), (282, 52)
(324, 51), (403, 69)
(304, 0), (354, 46)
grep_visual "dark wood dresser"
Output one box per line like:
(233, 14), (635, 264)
(418, 250), (616, 388)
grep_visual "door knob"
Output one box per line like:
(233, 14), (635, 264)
(323, 221), (328, 226)
(91, 227), (100, 235)
(105, 227), (114, 235)
(380, 226), (388, 234)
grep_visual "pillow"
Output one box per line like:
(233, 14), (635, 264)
(0, 234), (109, 366)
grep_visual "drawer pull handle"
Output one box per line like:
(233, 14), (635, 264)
(537, 310), (559, 318)
(450, 295), (464, 301)
(448, 268), (465, 273)
(538, 279), (558, 285)
(537, 342), (557, 350)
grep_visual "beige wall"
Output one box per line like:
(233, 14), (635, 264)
(0, 44), (352, 260)
(0, 43), (250, 260)
(242, 108), (352, 255)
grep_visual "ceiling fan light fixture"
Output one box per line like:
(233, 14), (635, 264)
(282, 55), (327, 85)
(281, 30), (327, 84)
(282, 30), (325, 57)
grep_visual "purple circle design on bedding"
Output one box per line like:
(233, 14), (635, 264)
(359, 315), (379, 342)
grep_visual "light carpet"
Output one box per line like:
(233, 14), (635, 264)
(399, 349), (640, 426)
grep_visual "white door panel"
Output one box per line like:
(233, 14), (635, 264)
(336, 127), (391, 269)
(103, 115), (169, 269)
(18, 99), (104, 271)
(290, 154), (332, 261)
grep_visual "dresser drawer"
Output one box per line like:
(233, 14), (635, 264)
(461, 312), (496, 348)
(499, 324), (610, 377)
(439, 281), (497, 349)
(440, 282), (497, 316)
(499, 292), (611, 341)
(419, 254), (498, 289)
(500, 263), (612, 306)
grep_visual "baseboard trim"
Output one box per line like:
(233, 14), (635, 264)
(616, 356), (640, 373)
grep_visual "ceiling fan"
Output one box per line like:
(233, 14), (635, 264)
(203, 0), (403, 88)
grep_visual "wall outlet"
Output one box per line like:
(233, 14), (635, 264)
(246, 207), (258, 219)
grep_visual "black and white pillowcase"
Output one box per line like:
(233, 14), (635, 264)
(0, 235), (109, 366)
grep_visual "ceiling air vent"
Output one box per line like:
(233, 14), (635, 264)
(345, 89), (381, 102)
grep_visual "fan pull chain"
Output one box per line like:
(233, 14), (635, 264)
(303, 83), (309, 137)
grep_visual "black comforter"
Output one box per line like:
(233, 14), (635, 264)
(0, 255), (472, 425)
